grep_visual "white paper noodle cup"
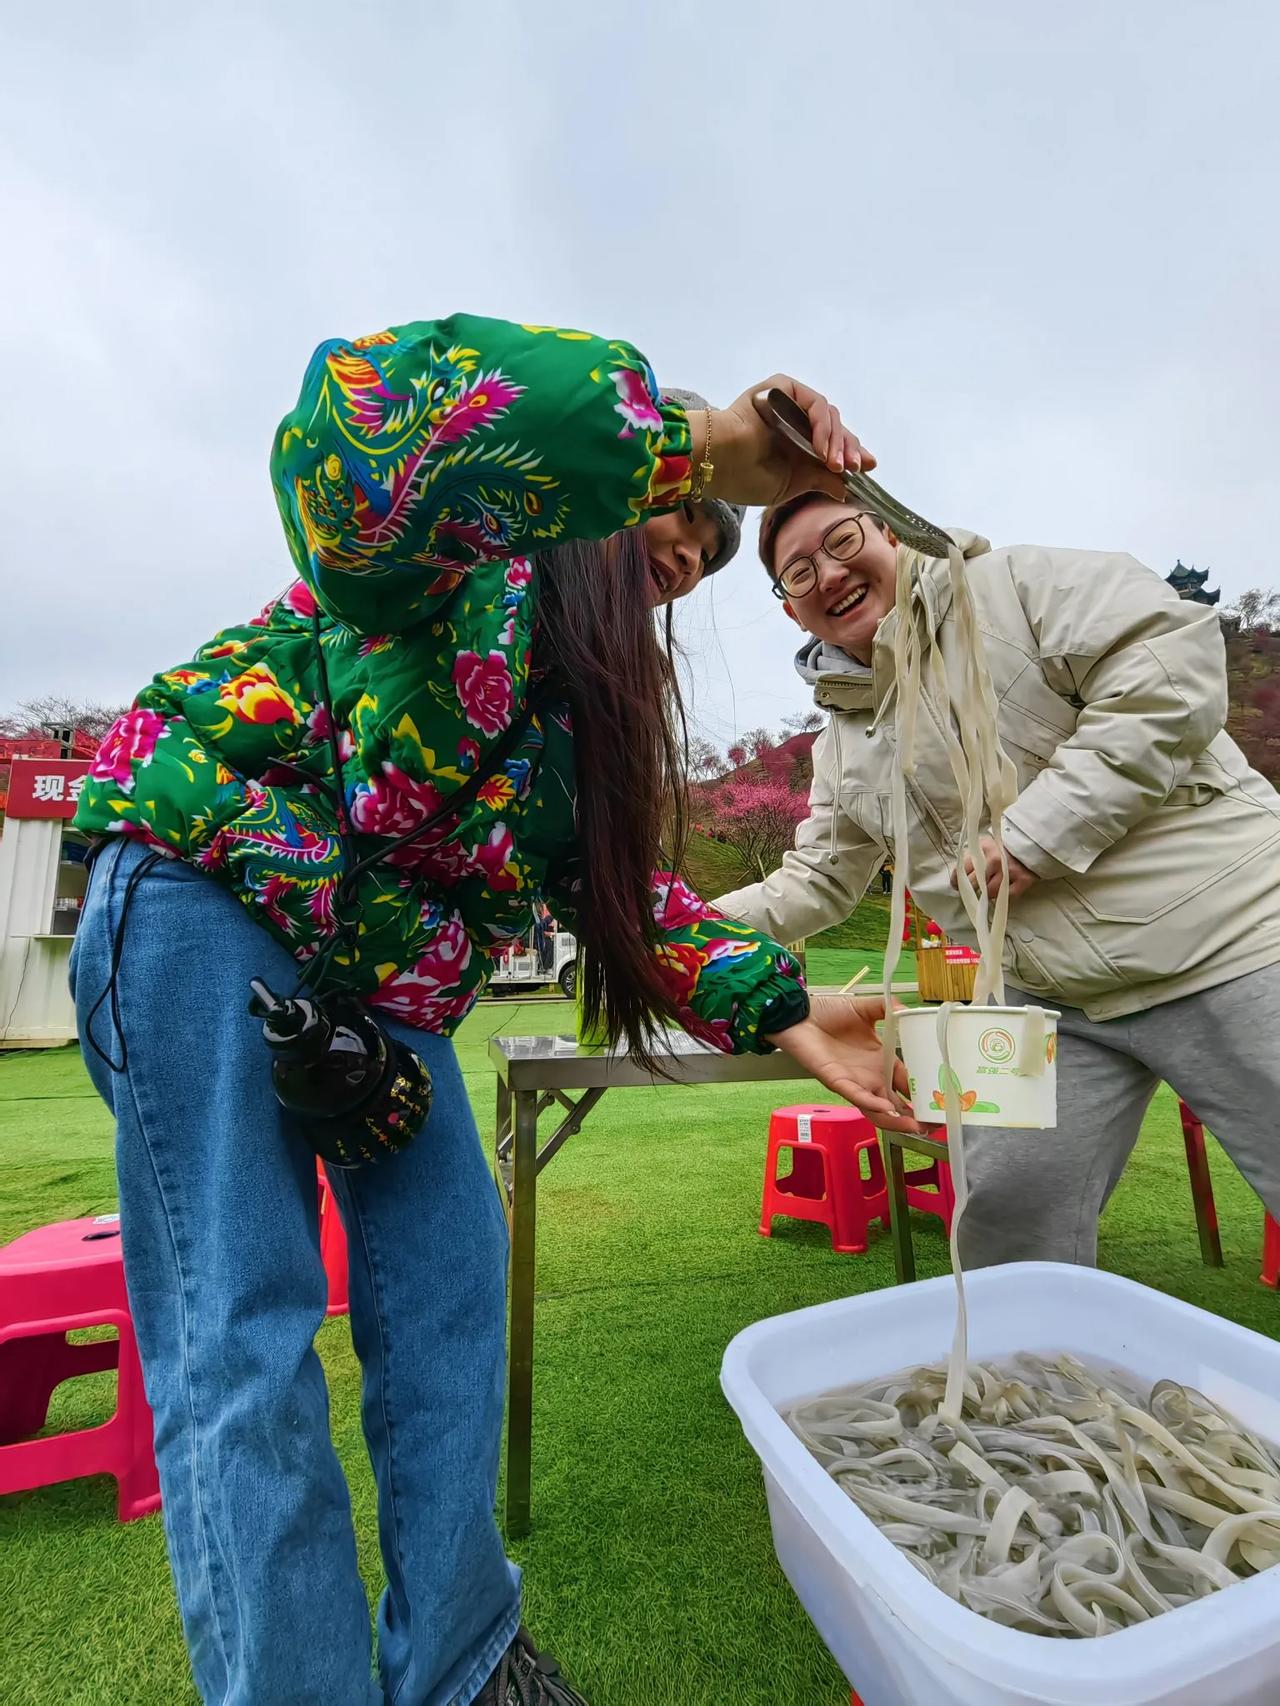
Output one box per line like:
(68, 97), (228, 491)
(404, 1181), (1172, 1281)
(897, 1005), (1060, 1129)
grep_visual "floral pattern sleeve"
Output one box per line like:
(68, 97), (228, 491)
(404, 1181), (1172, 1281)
(271, 315), (694, 634)
(648, 873), (810, 1054)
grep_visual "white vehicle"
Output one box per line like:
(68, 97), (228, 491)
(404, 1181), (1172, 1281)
(489, 929), (579, 998)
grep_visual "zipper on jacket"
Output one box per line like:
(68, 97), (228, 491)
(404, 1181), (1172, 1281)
(875, 678), (961, 869)
(828, 717), (843, 863)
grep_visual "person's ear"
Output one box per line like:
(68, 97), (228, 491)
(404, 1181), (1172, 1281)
(783, 599), (802, 629)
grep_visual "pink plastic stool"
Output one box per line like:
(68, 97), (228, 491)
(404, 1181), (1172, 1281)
(1262, 1215), (1280, 1289)
(317, 1164), (350, 1317)
(761, 1105), (887, 1254)
(0, 1215), (159, 1522)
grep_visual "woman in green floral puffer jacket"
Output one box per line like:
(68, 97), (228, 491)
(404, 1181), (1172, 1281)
(69, 312), (912, 1706)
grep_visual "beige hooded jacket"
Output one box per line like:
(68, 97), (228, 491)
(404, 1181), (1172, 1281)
(716, 533), (1280, 1019)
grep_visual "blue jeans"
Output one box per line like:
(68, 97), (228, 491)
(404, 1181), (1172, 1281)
(70, 839), (520, 1706)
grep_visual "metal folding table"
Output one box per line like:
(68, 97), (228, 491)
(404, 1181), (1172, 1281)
(878, 1128), (952, 1284)
(489, 1030), (817, 1536)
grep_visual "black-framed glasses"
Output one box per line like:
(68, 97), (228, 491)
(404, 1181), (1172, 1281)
(771, 514), (870, 600)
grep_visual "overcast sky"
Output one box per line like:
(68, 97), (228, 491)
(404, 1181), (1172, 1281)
(2, 1), (1277, 752)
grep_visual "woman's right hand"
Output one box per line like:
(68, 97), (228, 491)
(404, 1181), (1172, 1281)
(765, 995), (924, 1134)
(708, 375), (875, 508)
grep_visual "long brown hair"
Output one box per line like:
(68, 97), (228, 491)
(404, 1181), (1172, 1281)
(533, 527), (690, 1070)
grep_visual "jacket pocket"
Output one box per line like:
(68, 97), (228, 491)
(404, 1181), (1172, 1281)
(996, 709), (1070, 777)
(1003, 906), (1117, 1004)
(997, 669), (1078, 764)
(1060, 792), (1276, 927)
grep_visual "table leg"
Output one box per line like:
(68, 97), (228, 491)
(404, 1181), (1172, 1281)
(882, 1133), (916, 1286)
(495, 1077), (513, 1186)
(505, 1088), (538, 1537)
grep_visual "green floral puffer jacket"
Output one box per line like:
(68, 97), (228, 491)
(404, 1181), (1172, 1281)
(74, 314), (806, 1051)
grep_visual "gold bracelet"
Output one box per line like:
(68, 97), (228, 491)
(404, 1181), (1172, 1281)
(689, 407), (714, 501)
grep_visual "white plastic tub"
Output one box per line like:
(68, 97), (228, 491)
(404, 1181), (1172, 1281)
(721, 1264), (1280, 1706)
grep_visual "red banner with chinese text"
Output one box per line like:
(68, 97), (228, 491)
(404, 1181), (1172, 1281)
(4, 758), (92, 820)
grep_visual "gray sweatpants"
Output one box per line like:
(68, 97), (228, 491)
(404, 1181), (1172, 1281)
(957, 962), (1280, 1269)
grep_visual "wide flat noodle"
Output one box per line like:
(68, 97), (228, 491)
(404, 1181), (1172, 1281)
(789, 1354), (1280, 1637)
(880, 543), (1018, 1422)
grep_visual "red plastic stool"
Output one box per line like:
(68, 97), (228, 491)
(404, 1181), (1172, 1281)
(904, 1138), (956, 1235)
(1262, 1215), (1280, 1288)
(317, 1164), (350, 1317)
(1177, 1100), (1224, 1267)
(0, 1215), (159, 1522)
(761, 1105), (887, 1254)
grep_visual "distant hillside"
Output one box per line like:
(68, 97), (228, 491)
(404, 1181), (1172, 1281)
(695, 730), (818, 798)
(1224, 625), (1280, 783)
(681, 827), (895, 953)
(680, 828), (744, 898)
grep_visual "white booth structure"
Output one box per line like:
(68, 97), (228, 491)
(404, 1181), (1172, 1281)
(0, 757), (92, 1048)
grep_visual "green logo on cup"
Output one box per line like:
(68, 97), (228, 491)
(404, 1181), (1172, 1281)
(978, 1027), (1016, 1065)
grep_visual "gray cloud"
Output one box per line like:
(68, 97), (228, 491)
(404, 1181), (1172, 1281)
(2, 0), (1276, 752)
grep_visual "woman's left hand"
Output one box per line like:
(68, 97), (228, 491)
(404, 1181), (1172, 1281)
(766, 996), (923, 1133)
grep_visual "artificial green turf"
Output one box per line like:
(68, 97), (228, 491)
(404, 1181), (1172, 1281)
(803, 946), (913, 991)
(1, 980), (1277, 1704)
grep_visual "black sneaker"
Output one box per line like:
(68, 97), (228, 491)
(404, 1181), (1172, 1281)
(474, 1628), (589, 1705)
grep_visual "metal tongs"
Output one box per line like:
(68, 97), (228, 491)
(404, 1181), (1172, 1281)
(756, 387), (954, 558)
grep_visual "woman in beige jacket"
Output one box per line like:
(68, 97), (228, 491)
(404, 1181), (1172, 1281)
(717, 493), (1280, 1267)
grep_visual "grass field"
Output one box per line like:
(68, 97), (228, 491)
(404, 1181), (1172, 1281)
(2, 979), (1277, 1704)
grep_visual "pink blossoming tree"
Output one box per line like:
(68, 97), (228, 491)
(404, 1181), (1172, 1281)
(709, 774), (808, 884)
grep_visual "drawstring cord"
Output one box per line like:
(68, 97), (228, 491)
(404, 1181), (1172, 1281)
(83, 847), (166, 1075)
